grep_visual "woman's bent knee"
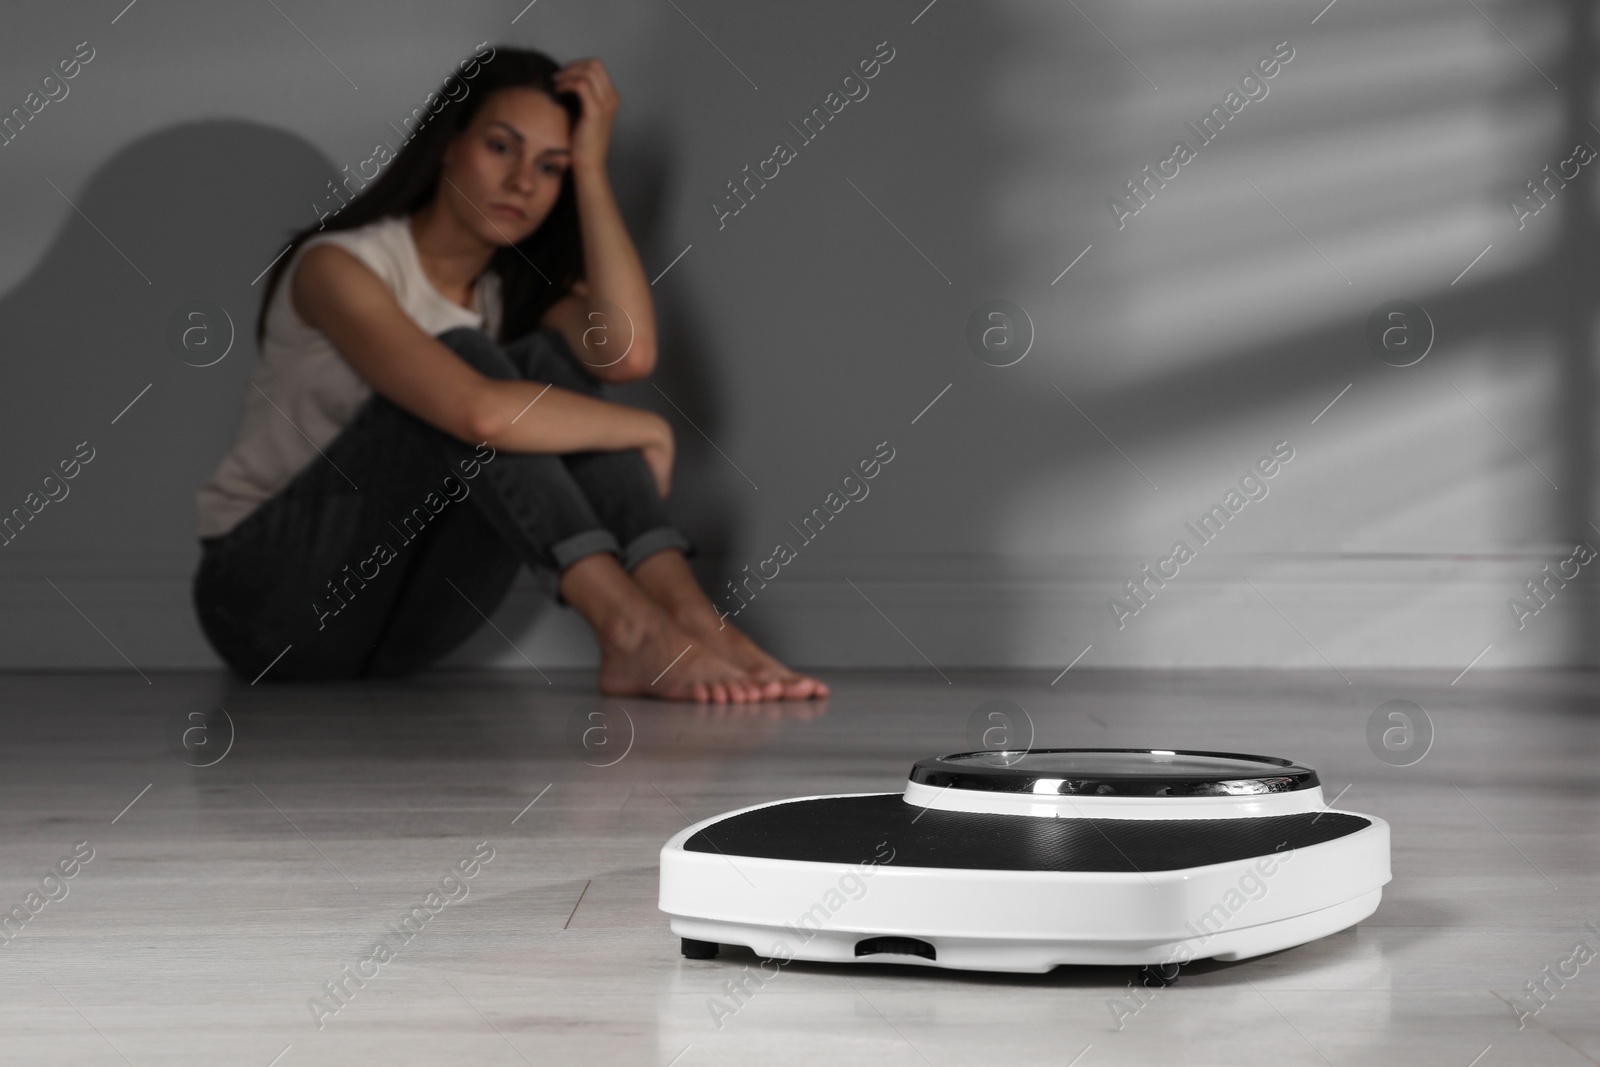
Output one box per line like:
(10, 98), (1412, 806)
(435, 326), (520, 381)
(509, 328), (606, 396)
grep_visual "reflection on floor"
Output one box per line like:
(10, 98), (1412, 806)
(0, 668), (1596, 1066)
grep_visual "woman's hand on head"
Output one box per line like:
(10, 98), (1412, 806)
(551, 57), (618, 175)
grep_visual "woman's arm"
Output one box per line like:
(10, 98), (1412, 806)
(292, 243), (676, 494)
(543, 57), (657, 384)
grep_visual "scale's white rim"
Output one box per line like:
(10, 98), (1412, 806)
(902, 779), (1327, 819)
(667, 888), (1385, 969)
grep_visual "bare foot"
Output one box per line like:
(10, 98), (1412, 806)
(670, 605), (830, 701)
(596, 600), (765, 703)
(623, 549), (829, 701)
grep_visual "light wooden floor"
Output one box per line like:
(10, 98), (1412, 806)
(1, 667), (1596, 1066)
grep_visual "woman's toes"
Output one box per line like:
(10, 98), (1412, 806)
(755, 672), (823, 700)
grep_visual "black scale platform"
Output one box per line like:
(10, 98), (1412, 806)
(686, 794), (1370, 873)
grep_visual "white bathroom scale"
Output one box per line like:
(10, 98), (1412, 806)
(658, 749), (1390, 973)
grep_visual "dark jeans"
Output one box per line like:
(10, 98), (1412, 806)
(192, 326), (694, 681)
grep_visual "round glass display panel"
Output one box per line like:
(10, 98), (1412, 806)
(909, 748), (1319, 797)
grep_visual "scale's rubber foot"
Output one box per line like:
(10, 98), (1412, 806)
(1137, 962), (1180, 988)
(681, 938), (720, 960)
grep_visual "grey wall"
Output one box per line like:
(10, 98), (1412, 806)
(1, 0), (1595, 673)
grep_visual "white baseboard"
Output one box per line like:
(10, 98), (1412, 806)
(0, 549), (1587, 671)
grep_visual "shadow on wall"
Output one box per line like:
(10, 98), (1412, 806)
(0, 119), (339, 568)
(0, 118), (721, 665)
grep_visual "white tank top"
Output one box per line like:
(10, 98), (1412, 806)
(195, 214), (504, 538)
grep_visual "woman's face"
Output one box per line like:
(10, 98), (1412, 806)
(440, 86), (572, 245)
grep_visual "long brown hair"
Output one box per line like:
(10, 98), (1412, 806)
(256, 44), (584, 345)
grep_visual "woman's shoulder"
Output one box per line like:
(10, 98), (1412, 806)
(264, 216), (409, 341)
(270, 212), (497, 340)
(298, 214), (411, 286)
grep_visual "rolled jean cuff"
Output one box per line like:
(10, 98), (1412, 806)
(549, 529), (622, 608)
(620, 527), (695, 572)
(550, 528), (622, 571)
